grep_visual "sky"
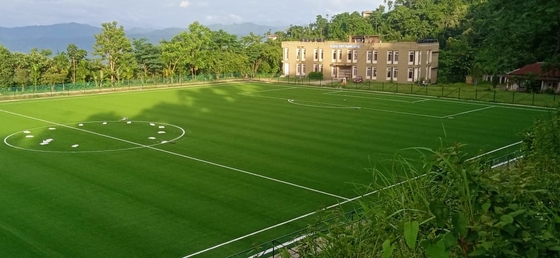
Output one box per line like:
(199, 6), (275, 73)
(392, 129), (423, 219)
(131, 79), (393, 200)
(0, 0), (385, 29)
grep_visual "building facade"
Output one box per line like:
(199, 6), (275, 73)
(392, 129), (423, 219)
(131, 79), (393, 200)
(281, 35), (439, 84)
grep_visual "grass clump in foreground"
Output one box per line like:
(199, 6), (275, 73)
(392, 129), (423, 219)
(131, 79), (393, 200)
(281, 107), (560, 258)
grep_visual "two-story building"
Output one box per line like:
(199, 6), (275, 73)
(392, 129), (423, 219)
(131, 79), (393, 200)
(281, 35), (439, 84)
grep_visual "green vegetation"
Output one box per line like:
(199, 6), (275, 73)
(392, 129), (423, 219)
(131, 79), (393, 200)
(0, 82), (549, 257)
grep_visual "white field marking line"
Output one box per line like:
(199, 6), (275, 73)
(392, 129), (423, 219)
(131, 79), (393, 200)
(255, 234), (310, 257)
(0, 109), (349, 201)
(288, 99), (360, 109)
(412, 99), (431, 103)
(359, 106), (443, 119)
(465, 141), (523, 162)
(3, 121), (185, 154)
(443, 106), (495, 118)
(242, 87), (300, 94)
(182, 174), (426, 258)
(323, 91), (414, 103)
(491, 155), (524, 169)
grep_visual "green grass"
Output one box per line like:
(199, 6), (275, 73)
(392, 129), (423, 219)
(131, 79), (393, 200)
(0, 82), (551, 258)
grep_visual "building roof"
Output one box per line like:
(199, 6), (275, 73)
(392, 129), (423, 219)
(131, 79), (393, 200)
(507, 62), (560, 80)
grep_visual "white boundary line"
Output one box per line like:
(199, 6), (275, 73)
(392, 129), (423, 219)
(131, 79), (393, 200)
(0, 108), (350, 201)
(443, 106), (495, 118)
(491, 155), (524, 169)
(182, 174), (425, 258)
(465, 141), (523, 162)
(323, 91), (415, 103)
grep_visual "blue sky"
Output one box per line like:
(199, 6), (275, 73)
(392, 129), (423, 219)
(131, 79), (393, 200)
(0, 0), (384, 28)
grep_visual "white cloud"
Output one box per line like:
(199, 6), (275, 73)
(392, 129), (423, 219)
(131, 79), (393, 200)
(179, 1), (190, 8)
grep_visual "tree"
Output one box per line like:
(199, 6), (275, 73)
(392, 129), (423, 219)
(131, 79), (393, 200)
(93, 21), (136, 86)
(66, 44), (87, 84)
(0, 45), (14, 88)
(132, 38), (163, 81)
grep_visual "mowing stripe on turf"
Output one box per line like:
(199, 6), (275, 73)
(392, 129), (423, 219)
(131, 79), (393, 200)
(182, 174), (426, 258)
(0, 108), (350, 201)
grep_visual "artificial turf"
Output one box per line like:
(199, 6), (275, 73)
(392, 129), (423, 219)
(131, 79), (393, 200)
(0, 82), (551, 257)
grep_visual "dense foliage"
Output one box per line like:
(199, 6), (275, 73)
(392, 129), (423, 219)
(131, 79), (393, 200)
(0, 0), (558, 88)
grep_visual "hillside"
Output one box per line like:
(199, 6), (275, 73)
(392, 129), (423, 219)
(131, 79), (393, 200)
(0, 22), (286, 53)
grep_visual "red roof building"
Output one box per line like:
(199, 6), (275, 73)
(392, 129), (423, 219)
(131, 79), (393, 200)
(507, 62), (560, 93)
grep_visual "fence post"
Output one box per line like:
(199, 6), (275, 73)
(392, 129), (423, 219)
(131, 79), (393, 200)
(493, 90), (496, 102)
(532, 91), (535, 106)
(441, 85), (444, 97)
(382, 82), (384, 91)
(512, 91), (515, 103)
(475, 89), (478, 100)
(458, 88), (461, 99)
(426, 84), (428, 95)
(369, 81), (371, 91)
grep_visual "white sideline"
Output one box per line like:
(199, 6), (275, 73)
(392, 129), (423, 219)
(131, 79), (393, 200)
(465, 141), (523, 162)
(491, 155), (524, 169)
(0, 109), (350, 201)
(182, 174), (426, 258)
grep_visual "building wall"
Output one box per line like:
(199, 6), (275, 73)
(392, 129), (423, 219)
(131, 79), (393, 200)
(281, 39), (439, 84)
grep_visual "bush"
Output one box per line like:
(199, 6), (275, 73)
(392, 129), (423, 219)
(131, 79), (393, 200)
(308, 72), (323, 80)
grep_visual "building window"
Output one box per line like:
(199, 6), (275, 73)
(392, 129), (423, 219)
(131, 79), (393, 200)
(338, 50), (342, 60)
(409, 51), (414, 64)
(296, 49), (301, 60)
(301, 48), (306, 61)
(331, 67), (336, 76)
(347, 50), (352, 62)
(393, 68), (398, 79)
(373, 51), (378, 63)
(408, 68), (413, 81)
(366, 66), (372, 79)
(387, 67), (392, 79)
(367, 50), (372, 62)
(353, 50), (358, 62)
(284, 48), (288, 60)
(353, 66), (357, 77)
(429, 50), (432, 63)
(319, 49), (323, 61)
(319, 64), (323, 72)
(314, 49), (318, 61)
(296, 64), (301, 75)
(314, 64), (319, 72)
(387, 51), (393, 63)
(302, 64), (306, 75)
(394, 51), (399, 63)
(373, 67), (377, 79)
(332, 50), (336, 60)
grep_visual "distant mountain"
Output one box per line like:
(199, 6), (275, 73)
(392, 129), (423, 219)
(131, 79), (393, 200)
(0, 22), (287, 53)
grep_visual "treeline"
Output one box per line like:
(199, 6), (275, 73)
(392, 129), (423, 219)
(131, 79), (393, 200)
(0, 21), (281, 89)
(0, 0), (558, 89)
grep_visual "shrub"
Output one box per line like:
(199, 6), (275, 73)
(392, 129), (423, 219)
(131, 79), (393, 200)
(308, 72), (323, 80)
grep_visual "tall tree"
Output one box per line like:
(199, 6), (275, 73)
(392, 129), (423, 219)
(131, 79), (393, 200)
(0, 45), (14, 88)
(132, 38), (163, 81)
(66, 44), (87, 84)
(93, 21), (136, 86)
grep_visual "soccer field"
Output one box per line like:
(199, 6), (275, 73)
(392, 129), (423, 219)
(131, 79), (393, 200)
(0, 82), (551, 257)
